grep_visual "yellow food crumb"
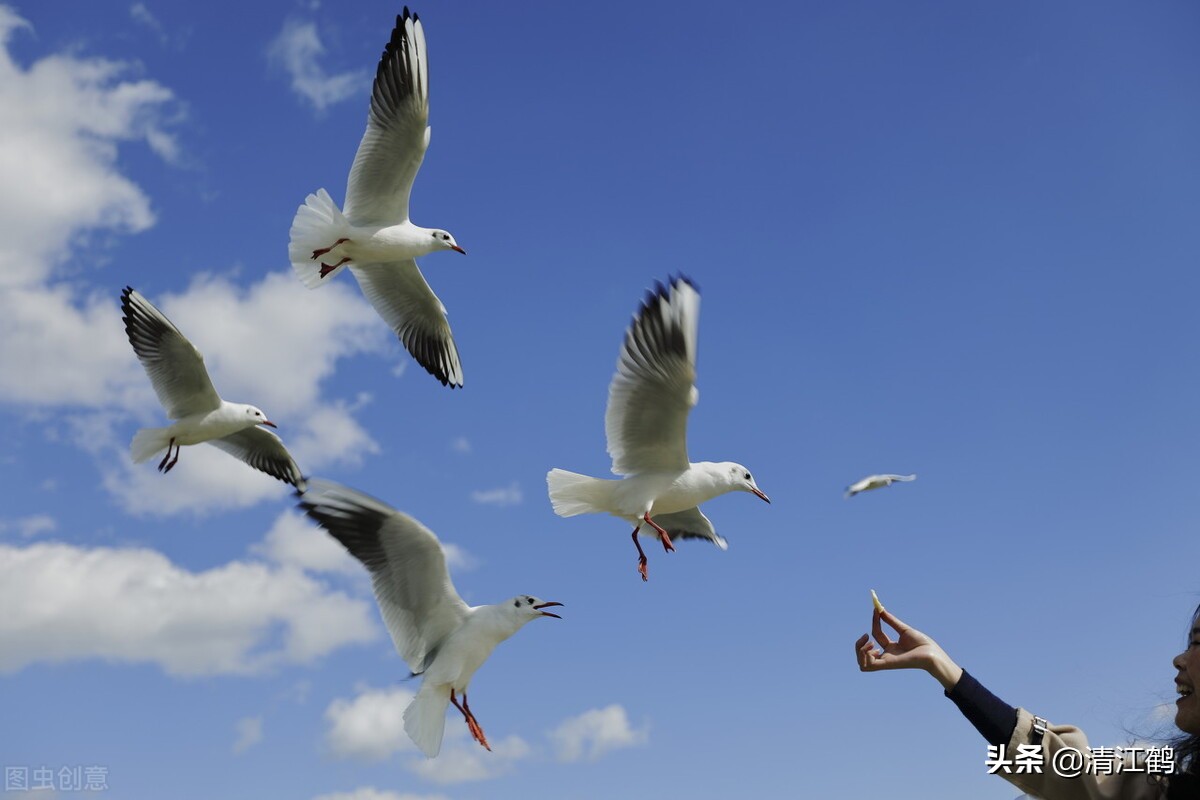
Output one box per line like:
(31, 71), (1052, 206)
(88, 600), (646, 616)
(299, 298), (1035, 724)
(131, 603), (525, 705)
(870, 589), (884, 613)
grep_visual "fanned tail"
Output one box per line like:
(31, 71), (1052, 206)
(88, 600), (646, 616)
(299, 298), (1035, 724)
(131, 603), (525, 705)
(288, 188), (352, 288)
(404, 683), (451, 758)
(130, 427), (171, 464)
(546, 469), (612, 517)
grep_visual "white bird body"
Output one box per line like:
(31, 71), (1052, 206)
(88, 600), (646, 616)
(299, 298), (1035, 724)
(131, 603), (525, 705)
(299, 480), (561, 758)
(845, 473), (917, 498)
(546, 277), (769, 580)
(288, 7), (466, 388)
(122, 287), (305, 490)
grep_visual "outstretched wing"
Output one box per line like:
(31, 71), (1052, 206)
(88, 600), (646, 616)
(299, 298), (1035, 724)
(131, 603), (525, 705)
(350, 260), (463, 387)
(208, 427), (306, 490)
(343, 8), (430, 227)
(298, 479), (470, 675)
(121, 287), (221, 419)
(605, 276), (699, 475)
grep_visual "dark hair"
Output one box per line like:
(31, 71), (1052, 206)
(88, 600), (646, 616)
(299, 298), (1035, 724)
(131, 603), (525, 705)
(1169, 605), (1200, 777)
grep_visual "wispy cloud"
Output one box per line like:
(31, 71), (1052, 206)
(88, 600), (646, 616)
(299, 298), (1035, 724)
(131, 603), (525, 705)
(470, 482), (522, 507)
(450, 436), (471, 454)
(129, 3), (168, 47)
(268, 18), (366, 113)
(549, 704), (649, 762)
(0, 514), (56, 538)
(232, 716), (264, 755)
(313, 789), (450, 800)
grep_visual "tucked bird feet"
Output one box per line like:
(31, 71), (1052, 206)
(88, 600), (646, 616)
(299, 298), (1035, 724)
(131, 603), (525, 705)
(157, 439), (179, 473)
(311, 238), (349, 259)
(319, 257), (351, 278)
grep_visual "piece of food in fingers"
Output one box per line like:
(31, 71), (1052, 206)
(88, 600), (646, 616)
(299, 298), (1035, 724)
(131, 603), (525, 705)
(870, 589), (885, 613)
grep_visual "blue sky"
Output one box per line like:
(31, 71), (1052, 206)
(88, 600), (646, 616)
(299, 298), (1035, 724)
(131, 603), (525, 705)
(1, 1), (1198, 798)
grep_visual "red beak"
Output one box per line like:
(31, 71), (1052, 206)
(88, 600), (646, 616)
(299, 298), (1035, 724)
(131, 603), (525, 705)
(261, 420), (278, 428)
(753, 488), (770, 504)
(533, 601), (563, 619)
(451, 245), (466, 255)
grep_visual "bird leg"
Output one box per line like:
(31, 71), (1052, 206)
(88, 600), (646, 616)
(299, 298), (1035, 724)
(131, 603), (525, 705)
(163, 442), (182, 473)
(310, 238), (349, 259)
(157, 438), (177, 472)
(451, 690), (491, 751)
(319, 257), (351, 278)
(631, 526), (649, 582)
(643, 512), (675, 554)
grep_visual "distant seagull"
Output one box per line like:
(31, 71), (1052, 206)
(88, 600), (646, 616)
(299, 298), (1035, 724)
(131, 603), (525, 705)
(845, 474), (916, 498)
(121, 287), (305, 491)
(298, 479), (561, 757)
(288, 7), (466, 388)
(547, 276), (770, 581)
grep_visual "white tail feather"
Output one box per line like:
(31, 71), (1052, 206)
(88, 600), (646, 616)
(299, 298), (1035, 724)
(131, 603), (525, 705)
(404, 684), (451, 758)
(546, 469), (611, 517)
(130, 428), (170, 464)
(288, 188), (352, 288)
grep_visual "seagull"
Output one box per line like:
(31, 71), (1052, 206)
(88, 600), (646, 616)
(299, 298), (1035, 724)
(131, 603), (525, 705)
(298, 479), (562, 758)
(845, 474), (916, 498)
(121, 287), (305, 491)
(288, 6), (466, 388)
(546, 276), (770, 582)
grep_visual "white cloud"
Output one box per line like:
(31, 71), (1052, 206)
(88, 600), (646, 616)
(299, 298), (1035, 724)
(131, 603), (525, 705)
(313, 790), (449, 800)
(450, 437), (470, 454)
(408, 735), (531, 785)
(439, 543), (476, 572)
(129, 3), (168, 47)
(232, 715), (264, 755)
(469, 482), (522, 507)
(325, 686), (418, 761)
(255, 510), (360, 575)
(268, 18), (366, 113)
(549, 705), (649, 763)
(0, 9), (177, 289)
(0, 514), (56, 538)
(0, 541), (378, 677)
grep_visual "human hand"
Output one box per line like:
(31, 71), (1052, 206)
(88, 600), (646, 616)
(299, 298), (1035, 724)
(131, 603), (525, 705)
(855, 607), (963, 690)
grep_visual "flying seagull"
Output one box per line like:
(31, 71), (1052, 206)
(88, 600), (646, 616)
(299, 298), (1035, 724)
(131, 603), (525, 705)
(121, 287), (305, 491)
(288, 7), (466, 388)
(845, 473), (916, 498)
(298, 479), (562, 758)
(546, 276), (770, 581)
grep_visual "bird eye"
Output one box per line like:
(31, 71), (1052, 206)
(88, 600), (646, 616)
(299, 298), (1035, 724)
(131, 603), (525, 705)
(744, 472), (751, 480)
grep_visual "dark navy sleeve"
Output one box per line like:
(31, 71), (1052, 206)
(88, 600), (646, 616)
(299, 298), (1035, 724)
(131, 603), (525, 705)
(945, 669), (1018, 746)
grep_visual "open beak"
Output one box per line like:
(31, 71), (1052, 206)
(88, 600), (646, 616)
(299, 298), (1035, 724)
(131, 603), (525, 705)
(451, 245), (466, 255)
(753, 488), (770, 504)
(533, 601), (563, 619)
(261, 420), (278, 428)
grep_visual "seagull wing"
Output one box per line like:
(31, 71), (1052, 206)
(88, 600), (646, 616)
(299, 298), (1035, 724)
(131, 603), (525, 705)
(298, 479), (470, 675)
(882, 473), (917, 482)
(343, 8), (430, 227)
(350, 261), (463, 387)
(605, 276), (700, 475)
(207, 427), (306, 490)
(121, 287), (221, 419)
(653, 506), (727, 550)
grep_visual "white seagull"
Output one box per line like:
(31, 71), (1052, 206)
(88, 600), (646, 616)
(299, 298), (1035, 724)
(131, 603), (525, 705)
(288, 7), (466, 388)
(122, 287), (305, 491)
(547, 276), (770, 582)
(845, 473), (916, 498)
(298, 479), (562, 758)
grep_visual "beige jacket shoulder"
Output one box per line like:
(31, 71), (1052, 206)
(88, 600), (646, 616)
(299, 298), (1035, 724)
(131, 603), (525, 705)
(999, 708), (1170, 800)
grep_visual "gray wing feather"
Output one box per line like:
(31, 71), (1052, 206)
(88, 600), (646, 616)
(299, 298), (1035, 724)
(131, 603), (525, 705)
(350, 261), (463, 387)
(343, 9), (429, 226)
(297, 479), (470, 674)
(653, 506), (728, 550)
(605, 277), (699, 475)
(207, 427), (306, 490)
(121, 287), (221, 419)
